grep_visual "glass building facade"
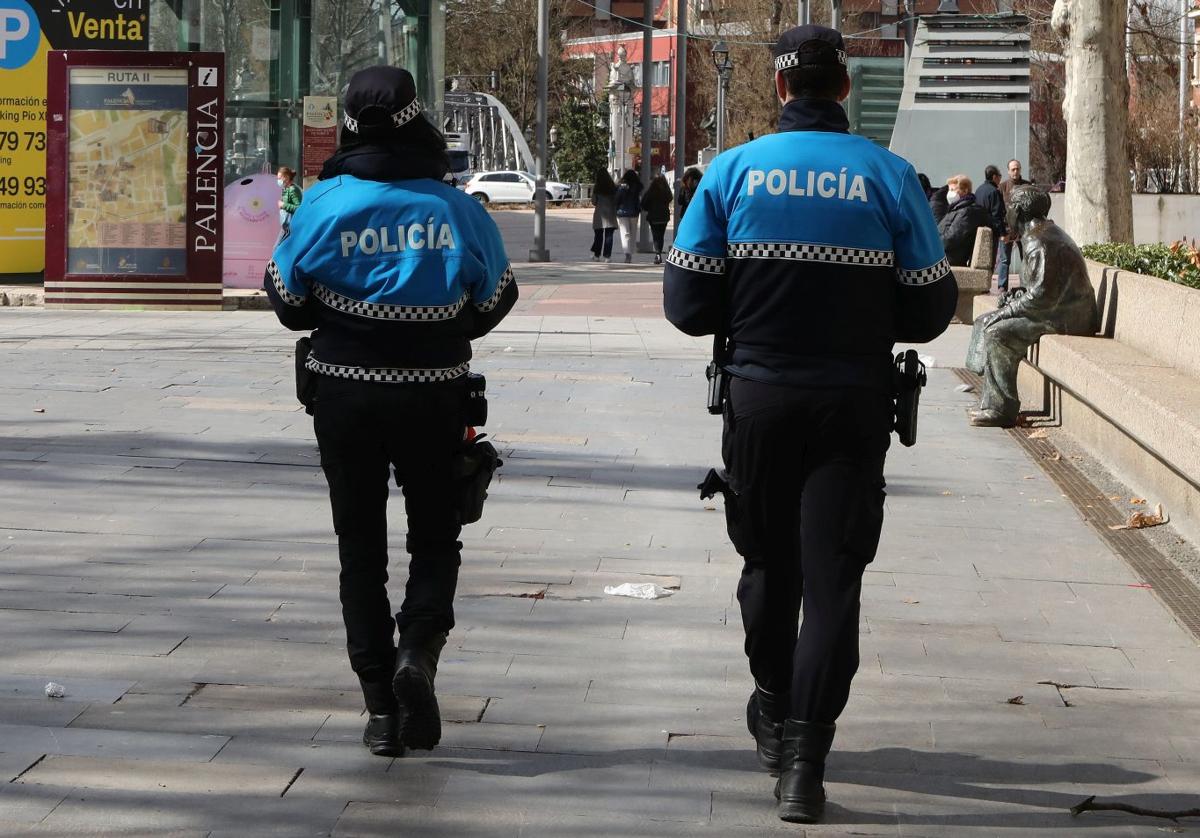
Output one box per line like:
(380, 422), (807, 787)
(149, 0), (445, 183)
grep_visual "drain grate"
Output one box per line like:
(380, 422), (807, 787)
(954, 368), (1200, 642)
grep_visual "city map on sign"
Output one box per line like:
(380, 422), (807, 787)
(66, 68), (188, 275)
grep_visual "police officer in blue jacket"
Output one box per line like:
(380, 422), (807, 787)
(664, 26), (956, 824)
(266, 66), (518, 758)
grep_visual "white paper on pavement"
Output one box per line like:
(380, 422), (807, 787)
(603, 582), (675, 600)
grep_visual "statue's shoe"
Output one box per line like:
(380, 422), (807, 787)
(970, 409), (1016, 428)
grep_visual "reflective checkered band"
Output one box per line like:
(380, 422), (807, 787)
(897, 257), (952, 286)
(306, 357), (469, 383)
(344, 99), (423, 134)
(727, 242), (894, 266)
(666, 247), (726, 274)
(267, 260), (305, 306)
(475, 266), (515, 312)
(774, 49), (847, 72)
(314, 282), (468, 321)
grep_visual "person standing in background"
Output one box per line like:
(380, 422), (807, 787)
(975, 164), (1008, 250)
(277, 166), (302, 237)
(996, 159), (1031, 292)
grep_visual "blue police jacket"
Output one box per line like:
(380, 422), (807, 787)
(664, 98), (957, 392)
(265, 161), (517, 383)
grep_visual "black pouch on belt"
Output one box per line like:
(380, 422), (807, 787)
(453, 434), (503, 525)
(295, 336), (317, 415)
(465, 372), (488, 426)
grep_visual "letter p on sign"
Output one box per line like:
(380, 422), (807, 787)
(0, 8), (29, 60)
(0, 0), (38, 70)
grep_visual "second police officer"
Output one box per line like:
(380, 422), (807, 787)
(265, 67), (518, 758)
(664, 26), (956, 824)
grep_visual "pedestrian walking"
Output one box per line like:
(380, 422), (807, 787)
(996, 158), (1031, 292)
(615, 169), (643, 263)
(937, 174), (993, 266)
(641, 174), (672, 264)
(264, 66), (518, 759)
(276, 166), (302, 239)
(663, 24), (956, 824)
(677, 167), (703, 218)
(590, 168), (618, 262)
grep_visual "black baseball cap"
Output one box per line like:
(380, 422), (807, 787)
(343, 66), (422, 137)
(773, 25), (848, 72)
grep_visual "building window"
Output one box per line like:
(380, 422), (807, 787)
(652, 114), (669, 140)
(652, 60), (670, 87)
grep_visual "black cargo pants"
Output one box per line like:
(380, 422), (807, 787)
(723, 376), (890, 724)
(313, 374), (467, 698)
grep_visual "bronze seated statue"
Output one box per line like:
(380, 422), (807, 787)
(965, 186), (1100, 427)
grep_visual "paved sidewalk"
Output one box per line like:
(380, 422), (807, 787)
(0, 284), (1198, 836)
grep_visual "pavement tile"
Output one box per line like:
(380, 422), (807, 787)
(16, 754), (298, 795)
(0, 722), (227, 762)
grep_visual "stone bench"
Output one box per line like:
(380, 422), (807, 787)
(976, 259), (1200, 544)
(951, 226), (994, 324)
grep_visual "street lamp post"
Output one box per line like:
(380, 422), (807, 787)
(609, 81), (632, 177)
(530, 0), (550, 262)
(711, 40), (733, 154)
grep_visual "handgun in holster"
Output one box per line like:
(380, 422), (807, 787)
(892, 349), (927, 448)
(706, 333), (729, 415)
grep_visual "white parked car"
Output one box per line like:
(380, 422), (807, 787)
(463, 171), (571, 205)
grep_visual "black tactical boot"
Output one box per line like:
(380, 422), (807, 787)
(392, 632), (447, 751)
(358, 676), (403, 758)
(745, 685), (787, 774)
(774, 719), (836, 824)
(362, 713), (404, 757)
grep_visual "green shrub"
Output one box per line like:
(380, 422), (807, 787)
(1080, 242), (1200, 290)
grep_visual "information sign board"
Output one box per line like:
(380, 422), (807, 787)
(44, 50), (224, 308)
(301, 95), (337, 190)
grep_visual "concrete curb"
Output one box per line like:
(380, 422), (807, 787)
(0, 286), (273, 311)
(0, 286), (43, 307)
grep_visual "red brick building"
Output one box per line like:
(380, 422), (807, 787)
(562, 0), (1006, 170)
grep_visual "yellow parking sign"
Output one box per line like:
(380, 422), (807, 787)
(0, 0), (146, 276)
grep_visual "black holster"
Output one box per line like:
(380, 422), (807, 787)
(454, 435), (503, 525)
(295, 336), (317, 415)
(706, 333), (730, 415)
(892, 349), (927, 447)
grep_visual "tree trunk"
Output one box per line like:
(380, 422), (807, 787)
(1052, 0), (1134, 244)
